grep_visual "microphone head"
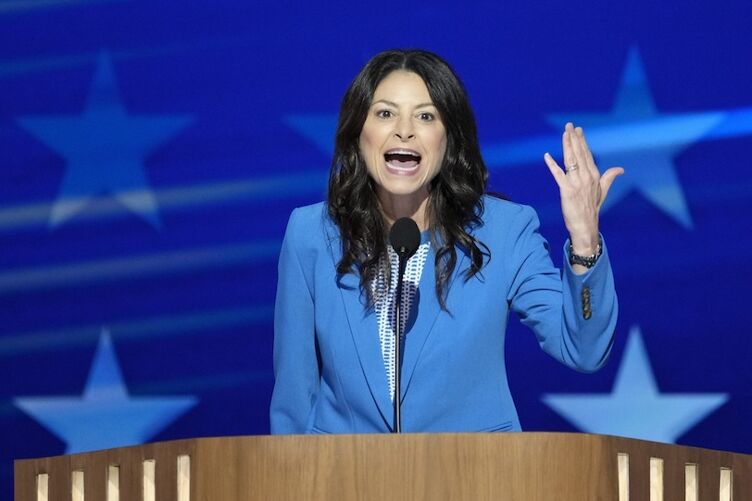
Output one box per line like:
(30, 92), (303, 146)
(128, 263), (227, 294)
(389, 217), (421, 258)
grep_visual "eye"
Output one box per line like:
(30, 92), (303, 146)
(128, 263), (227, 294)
(418, 112), (435, 122)
(375, 109), (394, 119)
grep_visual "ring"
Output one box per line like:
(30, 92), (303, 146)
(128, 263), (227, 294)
(567, 163), (579, 172)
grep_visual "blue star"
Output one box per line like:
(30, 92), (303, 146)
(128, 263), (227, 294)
(16, 52), (193, 229)
(14, 329), (198, 453)
(542, 325), (728, 443)
(545, 48), (724, 229)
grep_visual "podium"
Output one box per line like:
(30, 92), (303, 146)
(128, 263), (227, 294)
(14, 433), (752, 500)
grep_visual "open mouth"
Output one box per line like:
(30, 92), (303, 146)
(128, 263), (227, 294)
(384, 149), (422, 172)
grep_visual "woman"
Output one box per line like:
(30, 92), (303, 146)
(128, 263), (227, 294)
(270, 49), (623, 434)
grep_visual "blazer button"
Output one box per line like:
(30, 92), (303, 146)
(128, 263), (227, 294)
(582, 287), (592, 319)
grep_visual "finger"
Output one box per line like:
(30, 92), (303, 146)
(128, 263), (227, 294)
(567, 123), (589, 179)
(575, 126), (598, 176)
(544, 152), (567, 187)
(561, 124), (577, 173)
(598, 167), (625, 206)
(564, 123), (585, 180)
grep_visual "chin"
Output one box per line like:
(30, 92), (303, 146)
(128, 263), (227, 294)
(377, 179), (430, 198)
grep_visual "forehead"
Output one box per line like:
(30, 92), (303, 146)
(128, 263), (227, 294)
(372, 70), (433, 104)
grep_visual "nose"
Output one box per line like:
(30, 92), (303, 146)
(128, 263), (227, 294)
(394, 116), (415, 141)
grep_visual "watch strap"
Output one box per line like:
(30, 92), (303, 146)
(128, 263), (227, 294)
(568, 237), (603, 269)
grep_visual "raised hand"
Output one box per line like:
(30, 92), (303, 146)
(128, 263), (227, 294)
(544, 122), (624, 259)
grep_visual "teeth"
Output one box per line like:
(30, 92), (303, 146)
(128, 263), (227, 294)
(387, 150), (419, 157)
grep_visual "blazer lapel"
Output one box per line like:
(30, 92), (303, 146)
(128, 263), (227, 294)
(399, 244), (468, 403)
(337, 272), (394, 426)
(324, 218), (393, 426)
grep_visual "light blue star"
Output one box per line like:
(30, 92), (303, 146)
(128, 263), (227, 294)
(546, 48), (724, 229)
(14, 329), (198, 453)
(16, 52), (193, 229)
(542, 325), (728, 443)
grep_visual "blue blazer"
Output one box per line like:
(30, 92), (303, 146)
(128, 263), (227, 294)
(270, 196), (617, 434)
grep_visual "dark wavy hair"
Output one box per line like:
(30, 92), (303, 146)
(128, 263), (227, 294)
(328, 49), (490, 310)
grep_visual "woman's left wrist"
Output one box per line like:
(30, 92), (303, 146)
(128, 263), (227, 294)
(569, 232), (600, 256)
(568, 235), (603, 269)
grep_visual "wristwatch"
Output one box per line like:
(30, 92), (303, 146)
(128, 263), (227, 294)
(568, 238), (603, 268)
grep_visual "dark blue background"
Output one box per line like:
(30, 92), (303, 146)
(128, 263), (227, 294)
(2, 1), (751, 498)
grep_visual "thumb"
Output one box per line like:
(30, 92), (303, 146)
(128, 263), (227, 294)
(599, 167), (625, 207)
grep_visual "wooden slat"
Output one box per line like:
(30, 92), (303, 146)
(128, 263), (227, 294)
(684, 463), (697, 501)
(177, 455), (190, 501)
(142, 460), (155, 501)
(618, 453), (629, 501)
(106, 465), (119, 501)
(35, 473), (48, 501)
(70, 471), (83, 501)
(720, 467), (733, 501)
(649, 457), (663, 501)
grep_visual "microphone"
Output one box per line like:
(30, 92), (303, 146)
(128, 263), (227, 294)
(389, 217), (421, 260)
(388, 217), (420, 433)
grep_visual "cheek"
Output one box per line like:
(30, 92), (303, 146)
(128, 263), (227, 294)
(432, 132), (448, 167)
(358, 140), (380, 181)
(358, 140), (374, 168)
(359, 125), (382, 160)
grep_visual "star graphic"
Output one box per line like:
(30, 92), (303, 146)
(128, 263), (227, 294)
(542, 325), (728, 443)
(546, 48), (725, 229)
(16, 52), (193, 229)
(14, 329), (198, 453)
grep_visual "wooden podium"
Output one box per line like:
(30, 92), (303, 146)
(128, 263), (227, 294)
(14, 433), (752, 500)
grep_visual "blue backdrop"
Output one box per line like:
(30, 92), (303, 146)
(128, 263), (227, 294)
(2, 1), (752, 498)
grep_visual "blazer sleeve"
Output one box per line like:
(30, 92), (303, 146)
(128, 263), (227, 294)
(506, 205), (618, 372)
(269, 209), (319, 433)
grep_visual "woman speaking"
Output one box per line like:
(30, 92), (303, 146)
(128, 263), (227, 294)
(270, 49), (623, 434)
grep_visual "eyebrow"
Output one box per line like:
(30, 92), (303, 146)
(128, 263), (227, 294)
(372, 99), (436, 109)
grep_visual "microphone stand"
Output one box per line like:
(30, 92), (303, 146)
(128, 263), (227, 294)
(393, 251), (408, 433)
(388, 217), (420, 434)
